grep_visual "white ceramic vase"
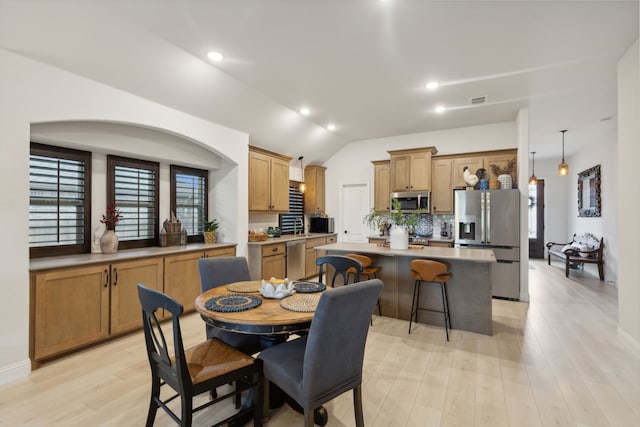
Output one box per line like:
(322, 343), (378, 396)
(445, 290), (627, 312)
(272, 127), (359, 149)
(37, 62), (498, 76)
(498, 174), (512, 189)
(100, 230), (119, 254)
(389, 226), (408, 250)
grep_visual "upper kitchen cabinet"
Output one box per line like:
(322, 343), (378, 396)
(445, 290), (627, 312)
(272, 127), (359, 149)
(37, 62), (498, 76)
(372, 160), (390, 211)
(388, 147), (438, 192)
(304, 165), (326, 214)
(431, 158), (453, 214)
(249, 146), (291, 212)
(452, 156), (485, 188)
(484, 151), (517, 181)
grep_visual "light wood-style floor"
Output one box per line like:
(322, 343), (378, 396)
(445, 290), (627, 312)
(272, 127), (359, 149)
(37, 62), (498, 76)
(1, 260), (639, 426)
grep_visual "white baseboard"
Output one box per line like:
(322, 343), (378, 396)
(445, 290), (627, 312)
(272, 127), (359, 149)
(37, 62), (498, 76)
(617, 327), (640, 358)
(0, 359), (31, 387)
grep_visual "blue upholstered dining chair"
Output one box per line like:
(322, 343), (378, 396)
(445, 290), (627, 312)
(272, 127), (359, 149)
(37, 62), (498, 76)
(258, 278), (384, 427)
(198, 257), (263, 355)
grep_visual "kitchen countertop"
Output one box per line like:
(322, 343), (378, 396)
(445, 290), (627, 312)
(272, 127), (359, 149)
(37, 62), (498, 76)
(367, 235), (455, 244)
(316, 242), (495, 263)
(247, 233), (337, 245)
(29, 242), (237, 271)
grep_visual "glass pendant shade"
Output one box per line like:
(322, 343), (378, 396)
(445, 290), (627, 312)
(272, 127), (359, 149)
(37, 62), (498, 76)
(529, 151), (537, 185)
(557, 130), (569, 176)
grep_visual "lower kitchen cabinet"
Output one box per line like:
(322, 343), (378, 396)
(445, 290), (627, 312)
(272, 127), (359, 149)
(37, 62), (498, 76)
(30, 245), (236, 363)
(165, 247), (237, 312)
(31, 264), (110, 361)
(304, 235), (336, 278)
(248, 242), (286, 280)
(110, 258), (163, 335)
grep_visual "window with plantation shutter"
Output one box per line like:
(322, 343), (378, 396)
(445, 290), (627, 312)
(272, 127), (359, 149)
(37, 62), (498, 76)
(29, 143), (92, 258)
(107, 155), (159, 249)
(170, 165), (208, 243)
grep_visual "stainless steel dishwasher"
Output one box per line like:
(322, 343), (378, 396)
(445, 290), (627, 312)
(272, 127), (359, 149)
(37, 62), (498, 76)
(286, 239), (306, 281)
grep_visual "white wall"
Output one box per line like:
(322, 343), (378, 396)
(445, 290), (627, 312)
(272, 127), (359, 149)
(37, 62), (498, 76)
(0, 49), (250, 385)
(566, 132), (618, 283)
(617, 39), (640, 346)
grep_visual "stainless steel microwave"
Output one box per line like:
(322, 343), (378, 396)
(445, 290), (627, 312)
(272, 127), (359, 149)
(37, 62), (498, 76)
(390, 191), (430, 213)
(309, 217), (335, 233)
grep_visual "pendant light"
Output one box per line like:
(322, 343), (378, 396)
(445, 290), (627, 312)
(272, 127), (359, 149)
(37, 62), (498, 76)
(529, 151), (537, 185)
(298, 156), (305, 193)
(557, 129), (569, 176)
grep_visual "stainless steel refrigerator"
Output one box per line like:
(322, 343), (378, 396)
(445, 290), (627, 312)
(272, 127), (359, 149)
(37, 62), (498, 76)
(454, 189), (520, 300)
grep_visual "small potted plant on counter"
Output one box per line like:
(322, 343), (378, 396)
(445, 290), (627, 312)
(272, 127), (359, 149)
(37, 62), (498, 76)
(203, 218), (219, 244)
(363, 199), (424, 250)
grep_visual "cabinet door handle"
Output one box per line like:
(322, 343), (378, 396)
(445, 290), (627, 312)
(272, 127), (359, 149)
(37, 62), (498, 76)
(113, 268), (118, 286)
(104, 269), (109, 288)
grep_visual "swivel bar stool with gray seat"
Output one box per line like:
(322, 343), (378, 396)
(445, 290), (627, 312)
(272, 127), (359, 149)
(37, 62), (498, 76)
(409, 259), (453, 341)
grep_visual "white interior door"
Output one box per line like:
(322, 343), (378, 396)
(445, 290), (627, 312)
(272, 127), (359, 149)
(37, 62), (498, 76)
(341, 183), (369, 242)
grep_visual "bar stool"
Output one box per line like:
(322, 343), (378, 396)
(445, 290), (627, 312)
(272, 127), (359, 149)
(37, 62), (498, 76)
(345, 254), (382, 319)
(409, 259), (452, 341)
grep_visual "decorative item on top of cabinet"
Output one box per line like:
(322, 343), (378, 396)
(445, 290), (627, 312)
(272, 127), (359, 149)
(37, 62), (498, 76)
(487, 154), (517, 186)
(372, 160), (390, 211)
(452, 156), (485, 188)
(388, 147), (438, 191)
(249, 146), (292, 212)
(304, 165), (326, 214)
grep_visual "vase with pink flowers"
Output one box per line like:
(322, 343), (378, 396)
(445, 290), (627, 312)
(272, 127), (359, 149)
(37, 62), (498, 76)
(100, 203), (123, 254)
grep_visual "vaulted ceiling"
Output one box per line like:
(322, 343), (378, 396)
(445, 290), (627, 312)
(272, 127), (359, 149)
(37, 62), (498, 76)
(1, 1), (637, 163)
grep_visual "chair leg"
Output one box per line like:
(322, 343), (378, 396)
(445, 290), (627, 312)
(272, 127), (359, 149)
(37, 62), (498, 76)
(303, 409), (314, 427)
(253, 372), (264, 427)
(440, 282), (450, 342)
(145, 376), (161, 427)
(181, 393), (193, 427)
(234, 380), (242, 409)
(409, 280), (420, 334)
(262, 379), (270, 424)
(598, 263), (605, 281)
(565, 260), (570, 277)
(353, 385), (364, 427)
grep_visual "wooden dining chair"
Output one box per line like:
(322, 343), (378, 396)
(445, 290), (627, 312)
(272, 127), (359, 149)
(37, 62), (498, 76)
(137, 284), (263, 427)
(258, 279), (384, 427)
(316, 255), (362, 287)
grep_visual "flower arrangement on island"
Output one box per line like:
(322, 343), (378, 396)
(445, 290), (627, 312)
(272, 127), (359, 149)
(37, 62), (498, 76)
(100, 203), (123, 230)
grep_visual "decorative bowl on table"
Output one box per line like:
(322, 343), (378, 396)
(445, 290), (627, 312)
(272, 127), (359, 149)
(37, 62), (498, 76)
(260, 278), (295, 299)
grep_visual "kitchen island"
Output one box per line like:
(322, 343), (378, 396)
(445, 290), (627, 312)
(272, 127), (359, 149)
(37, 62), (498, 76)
(315, 242), (496, 335)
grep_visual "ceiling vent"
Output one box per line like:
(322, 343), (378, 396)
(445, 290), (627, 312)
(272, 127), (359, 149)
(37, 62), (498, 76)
(470, 96), (487, 105)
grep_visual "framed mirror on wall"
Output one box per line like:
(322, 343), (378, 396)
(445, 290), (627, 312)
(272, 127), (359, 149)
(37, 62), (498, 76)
(578, 164), (601, 217)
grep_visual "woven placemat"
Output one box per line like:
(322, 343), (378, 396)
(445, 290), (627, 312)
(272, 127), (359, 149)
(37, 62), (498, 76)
(294, 281), (326, 293)
(205, 294), (262, 312)
(227, 281), (261, 293)
(280, 294), (321, 312)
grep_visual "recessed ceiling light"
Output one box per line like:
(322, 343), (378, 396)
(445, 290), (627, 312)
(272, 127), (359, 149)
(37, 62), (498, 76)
(435, 105), (446, 113)
(207, 51), (224, 62)
(425, 81), (439, 90)
(327, 123), (336, 131)
(299, 107), (311, 116)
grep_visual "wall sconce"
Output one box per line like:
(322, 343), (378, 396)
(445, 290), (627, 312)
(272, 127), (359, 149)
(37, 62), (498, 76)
(298, 156), (305, 193)
(557, 129), (569, 176)
(529, 151), (537, 185)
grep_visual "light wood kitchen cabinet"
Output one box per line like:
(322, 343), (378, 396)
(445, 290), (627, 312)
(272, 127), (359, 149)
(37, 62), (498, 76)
(110, 257), (163, 334)
(372, 160), (390, 211)
(431, 158), (453, 214)
(165, 247), (236, 312)
(249, 146), (291, 212)
(32, 264), (110, 360)
(388, 147), (437, 192)
(303, 235), (336, 278)
(484, 151), (517, 181)
(261, 243), (286, 280)
(452, 156), (485, 188)
(304, 165), (326, 214)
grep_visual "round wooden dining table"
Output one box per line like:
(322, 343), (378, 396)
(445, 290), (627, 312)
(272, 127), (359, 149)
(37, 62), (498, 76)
(194, 280), (321, 335)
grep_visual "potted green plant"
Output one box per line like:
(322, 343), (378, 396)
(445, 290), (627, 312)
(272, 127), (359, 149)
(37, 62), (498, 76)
(203, 218), (219, 244)
(363, 199), (425, 249)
